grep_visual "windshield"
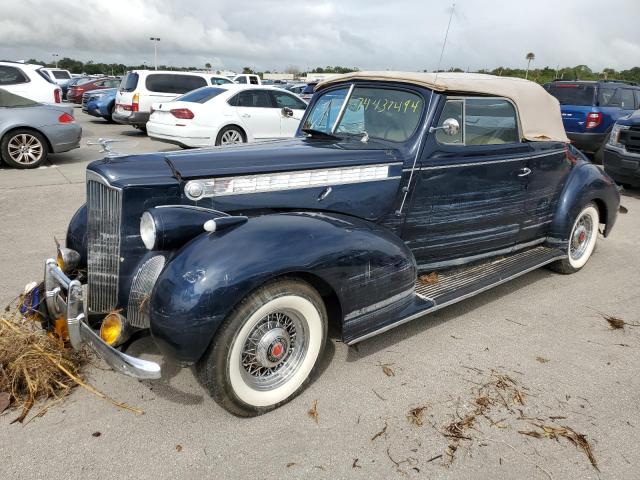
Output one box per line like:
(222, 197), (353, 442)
(175, 87), (225, 103)
(302, 86), (424, 142)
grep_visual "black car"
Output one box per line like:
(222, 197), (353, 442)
(603, 110), (640, 186)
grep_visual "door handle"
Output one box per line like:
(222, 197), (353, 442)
(517, 167), (531, 177)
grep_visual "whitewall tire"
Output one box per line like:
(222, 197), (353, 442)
(197, 279), (327, 416)
(549, 203), (600, 274)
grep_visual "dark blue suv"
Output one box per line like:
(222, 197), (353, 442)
(544, 80), (640, 160)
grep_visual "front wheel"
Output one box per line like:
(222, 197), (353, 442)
(197, 279), (327, 416)
(548, 203), (599, 274)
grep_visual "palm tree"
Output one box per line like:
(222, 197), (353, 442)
(525, 52), (535, 79)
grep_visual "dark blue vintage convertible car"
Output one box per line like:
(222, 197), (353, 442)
(42, 72), (620, 416)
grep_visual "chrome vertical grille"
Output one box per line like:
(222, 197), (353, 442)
(87, 171), (122, 313)
(127, 255), (166, 328)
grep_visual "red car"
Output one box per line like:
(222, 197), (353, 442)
(66, 77), (120, 104)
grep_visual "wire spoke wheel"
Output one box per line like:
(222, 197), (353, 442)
(239, 310), (307, 391)
(7, 133), (43, 165)
(570, 213), (594, 261)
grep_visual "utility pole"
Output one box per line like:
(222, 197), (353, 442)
(149, 37), (161, 70)
(52, 53), (59, 68)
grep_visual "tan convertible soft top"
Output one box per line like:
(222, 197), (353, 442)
(317, 72), (569, 143)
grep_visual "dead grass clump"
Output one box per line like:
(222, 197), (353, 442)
(0, 310), (88, 423)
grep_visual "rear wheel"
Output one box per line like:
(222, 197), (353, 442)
(215, 126), (245, 146)
(197, 279), (327, 416)
(1, 129), (48, 169)
(548, 203), (599, 274)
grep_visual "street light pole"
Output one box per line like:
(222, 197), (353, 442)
(52, 53), (59, 68)
(149, 37), (161, 70)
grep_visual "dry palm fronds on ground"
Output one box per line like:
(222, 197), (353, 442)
(589, 307), (640, 329)
(438, 370), (598, 471)
(519, 424), (599, 471)
(1, 293), (142, 423)
(0, 309), (88, 423)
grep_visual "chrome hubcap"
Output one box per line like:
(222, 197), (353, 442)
(221, 130), (242, 145)
(240, 311), (307, 391)
(570, 215), (593, 260)
(8, 134), (43, 164)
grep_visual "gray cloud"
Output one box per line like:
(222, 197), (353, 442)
(0, 0), (638, 71)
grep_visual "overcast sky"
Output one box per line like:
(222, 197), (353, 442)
(0, 0), (638, 72)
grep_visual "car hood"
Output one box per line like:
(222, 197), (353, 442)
(88, 138), (404, 188)
(616, 109), (640, 126)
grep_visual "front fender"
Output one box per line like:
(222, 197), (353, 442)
(548, 162), (620, 243)
(65, 203), (88, 267)
(149, 212), (416, 364)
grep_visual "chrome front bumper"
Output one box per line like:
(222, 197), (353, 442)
(44, 258), (161, 379)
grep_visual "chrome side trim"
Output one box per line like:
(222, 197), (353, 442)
(416, 237), (546, 271)
(347, 253), (564, 345)
(344, 287), (415, 321)
(184, 162), (402, 199)
(405, 149), (566, 172)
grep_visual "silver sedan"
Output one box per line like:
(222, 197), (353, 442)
(0, 89), (82, 169)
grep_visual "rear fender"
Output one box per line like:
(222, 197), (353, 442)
(149, 212), (416, 364)
(548, 162), (620, 245)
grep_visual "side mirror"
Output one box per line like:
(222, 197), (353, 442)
(281, 107), (294, 118)
(430, 117), (460, 136)
(441, 118), (460, 136)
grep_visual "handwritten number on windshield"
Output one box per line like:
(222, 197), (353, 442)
(351, 96), (421, 114)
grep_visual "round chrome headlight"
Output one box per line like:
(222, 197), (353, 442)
(140, 211), (157, 250)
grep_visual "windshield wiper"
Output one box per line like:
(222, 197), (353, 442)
(301, 128), (339, 140)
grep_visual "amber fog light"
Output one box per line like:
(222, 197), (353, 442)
(56, 247), (80, 273)
(100, 312), (126, 346)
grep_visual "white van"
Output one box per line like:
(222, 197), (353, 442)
(113, 70), (233, 129)
(232, 74), (262, 85)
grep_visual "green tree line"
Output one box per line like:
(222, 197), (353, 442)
(26, 57), (640, 84)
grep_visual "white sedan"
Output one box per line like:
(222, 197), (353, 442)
(146, 85), (307, 148)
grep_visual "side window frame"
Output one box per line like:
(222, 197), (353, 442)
(434, 96), (522, 147)
(0, 65), (30, 86)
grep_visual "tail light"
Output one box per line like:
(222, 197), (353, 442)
(170, 108), (195, 119)
(58, 112), (75, 124)
(132, 93), (139, 112)
(586, 112), (602, 129)
(54, 89), (61, 103)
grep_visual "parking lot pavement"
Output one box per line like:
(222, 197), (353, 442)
(1, 111), (639, 479)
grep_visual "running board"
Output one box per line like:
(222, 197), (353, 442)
(346, 246), (565, 345)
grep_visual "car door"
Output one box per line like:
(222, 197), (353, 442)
(232, 89), (281, 140)
(404, 97), (531, 268)
(270, 90), (307, 137)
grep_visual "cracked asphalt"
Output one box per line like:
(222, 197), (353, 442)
(1, 110), (639, 479)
